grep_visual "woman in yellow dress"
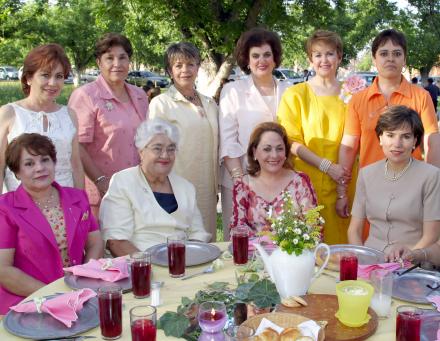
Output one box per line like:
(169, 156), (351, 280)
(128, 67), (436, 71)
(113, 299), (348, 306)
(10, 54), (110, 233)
(278, 30), (353, 244)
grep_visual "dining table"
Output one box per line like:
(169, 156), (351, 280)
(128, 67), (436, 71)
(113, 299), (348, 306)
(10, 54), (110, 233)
(0, 242), (435, 340)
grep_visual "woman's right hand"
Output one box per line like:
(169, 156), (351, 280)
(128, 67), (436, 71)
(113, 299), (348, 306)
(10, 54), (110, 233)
(385, 245), (412, 263)
(328, 163), (351, 185)
(335, 196), (349, 218)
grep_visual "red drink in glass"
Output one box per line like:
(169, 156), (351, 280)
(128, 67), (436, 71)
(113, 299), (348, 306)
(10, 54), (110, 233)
(131, 261), (151, 298)
(168, 243), (185, 277)
(396, 308), (422, 341)
(98, 286), (122, 340)
(340, 254), (358, 281)
(232, 234), (249, 265)
(131, 318), (157, 341)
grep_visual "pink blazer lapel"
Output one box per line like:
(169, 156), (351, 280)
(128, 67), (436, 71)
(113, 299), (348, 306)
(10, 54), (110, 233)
(14, 186), (59, 252)
(126, 84), (148, 122)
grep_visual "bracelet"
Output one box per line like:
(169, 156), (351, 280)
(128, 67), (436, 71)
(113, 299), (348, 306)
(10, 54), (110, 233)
(417, 248), (428, 262)
(94, 175), (107, 184)
(230, 167), (243, 179)
(337, 195), (347, 200)
(319, 158), (332, 173)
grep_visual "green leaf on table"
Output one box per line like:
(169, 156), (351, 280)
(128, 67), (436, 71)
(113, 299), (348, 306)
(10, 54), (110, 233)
(207, 281), (229, 290)
(248, 278), (280, 308)
(235, 281), (255, 301)
(181, 296), (193, 306)
(158, 311), (190, 338)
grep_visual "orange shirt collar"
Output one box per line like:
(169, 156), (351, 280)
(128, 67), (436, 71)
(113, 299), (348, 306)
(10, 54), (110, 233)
(367, 75), (412, 100)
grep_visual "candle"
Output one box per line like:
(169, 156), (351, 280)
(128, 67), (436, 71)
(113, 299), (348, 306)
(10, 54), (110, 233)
(198, 302), (227, 333)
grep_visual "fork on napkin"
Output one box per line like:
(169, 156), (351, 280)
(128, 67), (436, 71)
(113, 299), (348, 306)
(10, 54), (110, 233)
(10, 289), (96, 327)
(64, 257), (129, 282)
(357, 261), (412, 280)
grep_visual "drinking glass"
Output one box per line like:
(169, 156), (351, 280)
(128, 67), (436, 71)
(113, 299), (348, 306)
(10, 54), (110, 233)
(340, 252), (358, 281)
(225, 325), (255, 340)
(198, 301), (228, 333)
(369, 269), (393, 318)
(167, 234), (186, 277)
(396, 305), (422, 341)
(130, 251), (152, 298)
(231, 226), (249, 265)
(130, 305), (157, 341)
(98, 285), (123, 340)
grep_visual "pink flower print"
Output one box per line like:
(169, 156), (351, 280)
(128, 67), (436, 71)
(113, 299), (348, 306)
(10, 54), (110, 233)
(340, 75), (367, 103)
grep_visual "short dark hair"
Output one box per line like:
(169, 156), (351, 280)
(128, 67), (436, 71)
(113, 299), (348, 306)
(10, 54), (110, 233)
(372, 29), (407, 58)
(21, 43), (71, 96)
(95, 33), (133, 60)
(411, 77), (418, 84)
(6, 133), (57, 175)
(305, 30), (343, 60)
(428, 78), (434, 84)
(247, 122), (291, 175)
(235, 28), (282, 75)
(375, 105), (424, 148)
(164, 42), (201, 77)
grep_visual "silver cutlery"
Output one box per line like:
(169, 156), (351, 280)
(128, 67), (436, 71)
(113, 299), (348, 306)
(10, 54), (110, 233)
(180, 265), (214, 280)
(396, 263), (420, 276)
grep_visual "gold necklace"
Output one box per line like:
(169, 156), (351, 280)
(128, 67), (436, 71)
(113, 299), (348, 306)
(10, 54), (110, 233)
(384, 158), (413, 181)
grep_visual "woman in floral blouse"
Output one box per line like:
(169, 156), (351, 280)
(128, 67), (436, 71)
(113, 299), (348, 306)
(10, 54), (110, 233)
(230, 122), (317, 236)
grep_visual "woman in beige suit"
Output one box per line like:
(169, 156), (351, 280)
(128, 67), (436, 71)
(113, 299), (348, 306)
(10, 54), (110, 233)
(348, 106), (440, 253)
(219, 28), (289, 239)
(149, 42), (218, 241)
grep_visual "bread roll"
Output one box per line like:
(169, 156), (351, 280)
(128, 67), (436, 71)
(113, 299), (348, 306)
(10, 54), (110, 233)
(279, 327), (301, 340)
(256, 327), (279, 341)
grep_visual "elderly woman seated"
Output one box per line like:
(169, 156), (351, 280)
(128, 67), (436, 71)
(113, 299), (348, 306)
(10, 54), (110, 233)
(0, 133), (103, 314)
(100, 118), (211, 256)
(348, 105), (440, 253)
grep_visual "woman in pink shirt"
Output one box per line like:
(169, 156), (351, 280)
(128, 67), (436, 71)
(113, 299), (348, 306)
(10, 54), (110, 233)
(69, 33), (148, 217)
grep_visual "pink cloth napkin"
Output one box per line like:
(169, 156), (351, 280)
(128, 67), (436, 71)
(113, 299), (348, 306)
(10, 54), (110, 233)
(357, 261), (412, 279)
(64, 257), (129, 282)
(249, 235), (277, 252)
(428, 295), (440, 312)
(10, 289), (96, 327)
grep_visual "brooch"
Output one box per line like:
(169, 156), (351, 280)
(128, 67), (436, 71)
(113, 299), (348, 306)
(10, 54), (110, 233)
(105, 101), (114, 111)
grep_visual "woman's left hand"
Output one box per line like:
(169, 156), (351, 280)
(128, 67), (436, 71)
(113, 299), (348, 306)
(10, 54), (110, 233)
(385, 245), (413, 263)
(327, 163), (351, 185)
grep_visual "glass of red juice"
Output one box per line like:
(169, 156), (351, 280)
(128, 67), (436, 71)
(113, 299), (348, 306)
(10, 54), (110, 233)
(198, 301), (227, 333)
(396, 305), (422, 341)
(130, 251), (152, 298)
(231, 226), (249, 265)
(98, 285), (123, 340)
(167, 234), (186, 278)
(340, 252), (358, 281)
(130, 305), (157, 341)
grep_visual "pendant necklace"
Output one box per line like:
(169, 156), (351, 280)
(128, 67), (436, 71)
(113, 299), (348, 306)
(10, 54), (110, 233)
(384, 158), (413, 181)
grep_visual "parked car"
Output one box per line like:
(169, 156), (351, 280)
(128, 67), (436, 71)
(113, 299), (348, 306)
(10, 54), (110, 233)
(81, 69), (100, 83)
(0, 66), (19, 80)
(228, 66), (247, 81)
(126, 71), (169, 88)
(354, 71), (377, 86)
(273, 68), (303, 85)
(64, 72), (74, 84)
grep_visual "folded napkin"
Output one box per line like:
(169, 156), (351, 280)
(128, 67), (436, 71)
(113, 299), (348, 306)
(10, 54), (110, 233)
(255, 317), (320, 341)
(249, 235), (277, 252)
(358, 261), (412, 280)
(427, 296), (440, 312)
(64, 257), (129, 282)
(10, 289), (96, 327)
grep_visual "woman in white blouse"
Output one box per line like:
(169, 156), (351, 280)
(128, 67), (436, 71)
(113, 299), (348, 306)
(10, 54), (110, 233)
(219, 28), (289, 239)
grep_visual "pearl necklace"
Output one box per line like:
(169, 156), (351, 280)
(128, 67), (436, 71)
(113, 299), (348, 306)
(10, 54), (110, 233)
(384, 158), (413, 181)
(34, 188), (56, 210)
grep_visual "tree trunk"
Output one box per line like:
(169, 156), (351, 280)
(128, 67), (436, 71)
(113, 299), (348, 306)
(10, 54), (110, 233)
(197, 56), (234, 97)
(420, 66), (431, 86)
(73, 68), (82, 87)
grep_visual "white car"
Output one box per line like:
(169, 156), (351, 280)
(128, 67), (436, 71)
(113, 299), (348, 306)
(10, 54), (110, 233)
(273, 68), (303, 85)
(0, 66), (19, 80)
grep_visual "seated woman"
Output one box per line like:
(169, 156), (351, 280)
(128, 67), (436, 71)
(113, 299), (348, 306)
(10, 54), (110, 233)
(0, 133), (103, 314)
(100, 118), (211, 256)
(348, 105), (440, 252)
(230, 122), (317, 236)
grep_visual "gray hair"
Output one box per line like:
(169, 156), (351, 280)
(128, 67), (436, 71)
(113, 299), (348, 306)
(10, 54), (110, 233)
(134, 118), (180, 150)
(164, 42), (201, 77)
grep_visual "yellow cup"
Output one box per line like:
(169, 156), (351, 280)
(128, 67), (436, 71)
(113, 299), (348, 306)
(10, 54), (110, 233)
(335, 280), (374, 327)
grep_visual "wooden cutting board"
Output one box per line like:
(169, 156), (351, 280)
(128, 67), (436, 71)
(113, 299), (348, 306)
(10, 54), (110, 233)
(275, 294), (378, 341)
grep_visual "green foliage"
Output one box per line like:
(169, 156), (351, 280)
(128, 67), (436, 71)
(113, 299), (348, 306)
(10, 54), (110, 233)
(268, 191), (324, 256)
(158, 311), (190, 338)
(0, 82), (74, 106)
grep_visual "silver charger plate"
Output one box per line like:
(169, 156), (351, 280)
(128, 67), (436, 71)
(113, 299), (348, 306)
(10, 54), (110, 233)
(3, 294), (99, 339)
(315, 244), (385, 271)
(146, 241), (221, 267)
(64, 271), (132, 293)
(392, 269), (440, 304)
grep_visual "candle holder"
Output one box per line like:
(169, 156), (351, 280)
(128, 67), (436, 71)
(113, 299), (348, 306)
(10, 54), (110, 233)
(198, 301), (227, 333)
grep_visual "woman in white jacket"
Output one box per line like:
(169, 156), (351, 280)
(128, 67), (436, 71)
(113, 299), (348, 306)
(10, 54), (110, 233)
(100, 118), (211, 256)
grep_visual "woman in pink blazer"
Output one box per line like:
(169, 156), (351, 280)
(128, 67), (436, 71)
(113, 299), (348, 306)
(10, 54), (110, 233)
(0, 133), (103, 314)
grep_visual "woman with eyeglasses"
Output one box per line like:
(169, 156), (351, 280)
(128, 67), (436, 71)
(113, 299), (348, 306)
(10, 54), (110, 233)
(337, 29), (440, 227)
(100, 118), (211, 256)
(149, 42), (218, 241)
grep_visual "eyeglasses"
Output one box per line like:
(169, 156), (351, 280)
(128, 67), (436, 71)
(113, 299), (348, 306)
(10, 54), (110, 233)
(145, 144), (177, 156)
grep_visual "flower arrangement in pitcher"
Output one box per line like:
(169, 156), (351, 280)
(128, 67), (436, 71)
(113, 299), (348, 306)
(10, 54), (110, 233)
(339, 74), (367, 104)
(267, 191), (324, 256)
